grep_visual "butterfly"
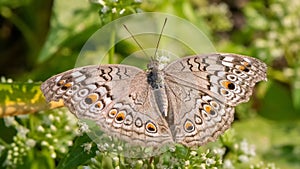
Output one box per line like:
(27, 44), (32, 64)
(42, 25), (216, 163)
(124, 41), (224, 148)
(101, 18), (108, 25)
(41, 53), (267, 148)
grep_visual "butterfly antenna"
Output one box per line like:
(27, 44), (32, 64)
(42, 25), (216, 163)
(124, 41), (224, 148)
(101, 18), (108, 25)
(123, 24), (149, 58)
(153, 18), (168, 60)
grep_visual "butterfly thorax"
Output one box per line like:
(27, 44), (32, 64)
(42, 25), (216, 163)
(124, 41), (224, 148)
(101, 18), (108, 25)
(147, 60), (169, 117)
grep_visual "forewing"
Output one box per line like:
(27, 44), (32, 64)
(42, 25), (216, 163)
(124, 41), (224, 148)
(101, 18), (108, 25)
(163, 53), (267, 146)
(41, 64), (173, 147)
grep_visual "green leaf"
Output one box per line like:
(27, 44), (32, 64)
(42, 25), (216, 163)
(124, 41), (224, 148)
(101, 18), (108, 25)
(292, 67), (300, 110)
(259, 80), (300, 120)
(56, 134), (97, 169)
(37, 0), (99, 63)
(0, 82), (47, 117)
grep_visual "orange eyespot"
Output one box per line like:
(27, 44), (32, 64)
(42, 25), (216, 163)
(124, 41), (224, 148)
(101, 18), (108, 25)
(109, 109), (117, 118)
(204, 105), (211, 113)
(210, 101), (218, 109)
(116, 111), (126, 122)
(64, 83), (72, 88)
(238, 65), (246, 71)
(95, 102), (103, 109)
(221, 89), (229, 95)
(242, 61), (251, 67)
(146, 122), (157, 133)
(204, 105), (216, 115)
(57, 80), (65, 86)
(221, 80), (235, 90)
(85, 94), (98, 104)
(238, 65), (250, 72)
(184, 120), (194, 132)
(61, 82), (72, 90)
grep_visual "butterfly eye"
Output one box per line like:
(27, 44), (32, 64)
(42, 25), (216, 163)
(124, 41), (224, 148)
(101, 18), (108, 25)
(184, 120), (195, 133)
(145, 121), (157, 133)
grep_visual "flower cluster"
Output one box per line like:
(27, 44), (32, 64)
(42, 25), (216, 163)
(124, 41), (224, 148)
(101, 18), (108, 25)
(1, 108), (78, 168)
(89, 0), (143, 25)
(246, 0), (300, 64)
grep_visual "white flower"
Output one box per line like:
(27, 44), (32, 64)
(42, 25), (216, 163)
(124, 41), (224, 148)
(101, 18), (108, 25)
(4, 117), (17, 127)
(16, 126), (29, 138)
(1, 76), (5, 82)
(51, 152), (57, 158)
(112, 8), (117, 14)
(64, 125), (71, 131)
(82, 142), (93, 153)
(7, 78), (13, 83)
(206, 157), (216, 166)
(53, 138), (58, 143)
(223, 159), (234, 169)
(137, 160), (143, 165)
(0, 145), (5, 155)
(117, 146), (123, 151)
(37, 125), (45, 132)
(168, 145), (176, 152)
(26, 139), (36, 147)
(213, 148), (225, 156)
(119, 8), (126, 15)
(45, 133), (52, 138)
(83, 165), (92, 169)
(113, 156), (119, 162)
(48, 114), (54, 121)
(49, 145), (54, 150)
(67, 140), (73, 146)
(185, 160), (190, 166)
(41, 141), (49, 146)
(200, 163), (206, 169)
(248, 145), (256, 156)
(238, 155), (249, 163)
(101, 6), (109, 14)
(240, 140), (256, 156)
(60, 147), (67, 153)
(190, 151), (197, 156)
(50, 124), (57, 132)
(78, 121), (90, 133)
(19, 148), (25, 153)
(90, 0), (106, 6)
(13, 146), (18, 152)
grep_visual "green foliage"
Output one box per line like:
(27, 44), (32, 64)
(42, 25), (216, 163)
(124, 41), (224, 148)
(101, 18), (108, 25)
(1, 0), (300, 169)
(0, 108), (78, 169)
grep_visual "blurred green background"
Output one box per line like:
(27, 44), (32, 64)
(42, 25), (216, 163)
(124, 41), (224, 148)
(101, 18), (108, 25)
(1, 0), (300, 168)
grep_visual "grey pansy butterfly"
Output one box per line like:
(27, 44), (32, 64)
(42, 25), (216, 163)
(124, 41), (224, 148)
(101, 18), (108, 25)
(41, 53), (267, 147)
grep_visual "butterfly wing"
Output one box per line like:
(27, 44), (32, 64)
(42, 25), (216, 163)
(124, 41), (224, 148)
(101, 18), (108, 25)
(163, 53), (267, 146)
(41, 65), (173, 146)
